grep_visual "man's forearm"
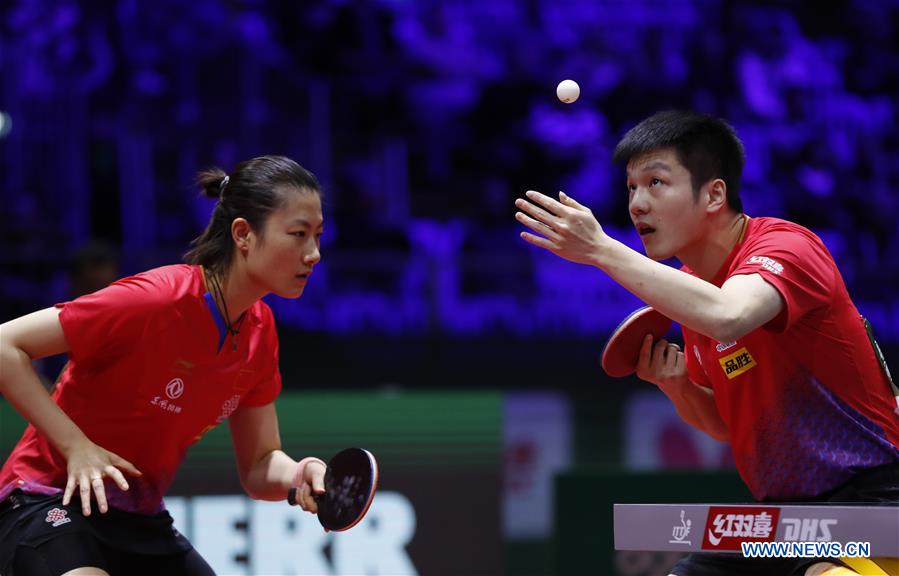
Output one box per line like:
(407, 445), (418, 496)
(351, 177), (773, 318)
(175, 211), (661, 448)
(595, 239), (738, 342)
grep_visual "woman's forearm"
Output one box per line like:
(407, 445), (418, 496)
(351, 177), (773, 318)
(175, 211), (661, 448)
(0, 344), (91, 457)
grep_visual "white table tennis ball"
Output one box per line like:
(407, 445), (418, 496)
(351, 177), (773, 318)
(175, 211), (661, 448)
(556, 79), (580, 103)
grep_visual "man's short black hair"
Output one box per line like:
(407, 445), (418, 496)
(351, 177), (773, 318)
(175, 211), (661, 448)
(613, 110), (745, 213)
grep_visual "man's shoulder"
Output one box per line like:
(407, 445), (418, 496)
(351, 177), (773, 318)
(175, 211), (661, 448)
(745, 217), (826, 249)
(749, 216), (810, 235)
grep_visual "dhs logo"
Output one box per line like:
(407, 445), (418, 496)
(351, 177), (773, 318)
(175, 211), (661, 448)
(782, 517), (837, 542)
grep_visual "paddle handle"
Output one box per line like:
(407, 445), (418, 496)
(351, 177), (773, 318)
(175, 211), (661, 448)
(287, 456), (328, 505)
(287, 487), (325, 506)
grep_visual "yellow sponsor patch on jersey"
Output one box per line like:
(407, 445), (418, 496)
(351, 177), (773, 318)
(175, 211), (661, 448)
(719, 347), (756, 379)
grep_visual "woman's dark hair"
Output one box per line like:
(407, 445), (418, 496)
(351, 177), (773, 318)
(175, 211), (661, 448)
(613, 111), (745, 213)
(184, 155), (321, 273)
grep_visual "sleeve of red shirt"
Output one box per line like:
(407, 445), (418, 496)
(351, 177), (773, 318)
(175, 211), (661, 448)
(56, 272), (170, 368)
(730, 225), (836, 333)
(682, 328), (713, 389)
(239, 302), (283, 407)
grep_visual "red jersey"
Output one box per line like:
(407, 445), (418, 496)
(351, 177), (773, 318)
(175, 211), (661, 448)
(0, 265), (282, 514)
(682, 217), (899, 501)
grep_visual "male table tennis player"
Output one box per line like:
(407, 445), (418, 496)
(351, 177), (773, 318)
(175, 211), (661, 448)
(515, 111), (899, 576)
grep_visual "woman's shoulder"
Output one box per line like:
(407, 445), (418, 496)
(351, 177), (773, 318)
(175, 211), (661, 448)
(104, 264), (203, 307)
(129, 263), (199, 284)
(121, 263), (199, 287)
(246, 296), (276, 329)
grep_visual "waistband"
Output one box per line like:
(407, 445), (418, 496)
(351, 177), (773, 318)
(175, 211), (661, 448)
(0, 489), (59, 516)
(824, 462), (899, 503)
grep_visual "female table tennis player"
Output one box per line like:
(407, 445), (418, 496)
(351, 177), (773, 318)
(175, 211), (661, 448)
(0, 155), (328, 575)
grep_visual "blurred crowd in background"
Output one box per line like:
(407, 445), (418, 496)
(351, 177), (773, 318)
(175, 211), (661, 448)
(2, 0), (898, 340)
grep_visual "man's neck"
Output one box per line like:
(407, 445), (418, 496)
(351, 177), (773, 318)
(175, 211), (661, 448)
(678, 212), (747, 281)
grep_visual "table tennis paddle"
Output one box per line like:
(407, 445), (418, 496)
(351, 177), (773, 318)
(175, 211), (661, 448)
(289, 447), (379, 532)
(601, 306), (673, 378)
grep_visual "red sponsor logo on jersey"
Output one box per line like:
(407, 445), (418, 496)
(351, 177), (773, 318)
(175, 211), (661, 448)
(166, 378), (185, 399)
(701, 506), (780, 550)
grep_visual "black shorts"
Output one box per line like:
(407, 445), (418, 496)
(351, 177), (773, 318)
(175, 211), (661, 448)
(0, 490), (215, 576)
(670, 463), (899, 576)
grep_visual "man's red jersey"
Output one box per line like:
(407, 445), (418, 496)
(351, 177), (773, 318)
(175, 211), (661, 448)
(0, 265), (282, 514)
(682, 217), (899, 500)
